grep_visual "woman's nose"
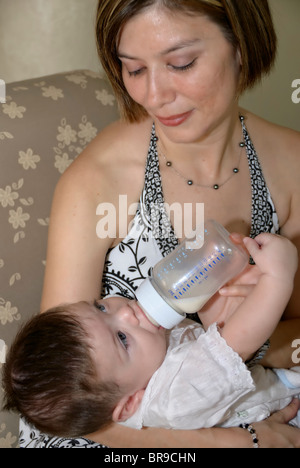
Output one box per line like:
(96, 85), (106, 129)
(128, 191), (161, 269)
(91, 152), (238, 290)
(146, 69), (175, 109)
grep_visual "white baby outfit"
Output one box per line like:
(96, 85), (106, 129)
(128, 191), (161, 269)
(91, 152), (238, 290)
(124, 320), (300, 430)
(19, 118), (288, 447)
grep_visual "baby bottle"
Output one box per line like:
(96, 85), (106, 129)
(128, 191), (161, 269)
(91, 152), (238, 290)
(136, 219), (249, 329)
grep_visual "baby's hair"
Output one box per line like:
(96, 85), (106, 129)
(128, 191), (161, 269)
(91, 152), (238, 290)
(2, 305), (122, 437)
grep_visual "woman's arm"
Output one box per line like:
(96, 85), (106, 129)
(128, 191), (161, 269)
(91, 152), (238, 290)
(275, 127), (300, 320)
(257, 129), (300, 367)
(39, 124), (130, 311)
(40, 164), (111, 311)
(86, 400), (300, 448)
(280, 204), (300, 321)
(41, 120), (148, 311)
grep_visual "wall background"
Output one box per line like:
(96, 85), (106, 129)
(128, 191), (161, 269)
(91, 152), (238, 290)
(0, 0), (100, 81)
(240, 0), (299, 131)
(0, 0), (299, 130)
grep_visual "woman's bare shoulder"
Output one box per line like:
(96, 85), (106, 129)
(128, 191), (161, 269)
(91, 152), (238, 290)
(83, 118), (152, 161)
(56, 118), (153, 197)
(241, 110), (300, 229)
(243, 110), (300, 162)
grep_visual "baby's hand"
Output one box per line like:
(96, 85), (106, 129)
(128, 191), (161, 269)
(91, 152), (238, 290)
(243, 233), (298, 284)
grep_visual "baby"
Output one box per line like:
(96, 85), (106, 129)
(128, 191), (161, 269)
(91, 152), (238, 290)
(3, 233), (300, 437)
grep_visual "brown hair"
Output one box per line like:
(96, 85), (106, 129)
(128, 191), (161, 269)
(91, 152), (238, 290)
(96, 0), (277, 122)
(2, 307), (122, 437)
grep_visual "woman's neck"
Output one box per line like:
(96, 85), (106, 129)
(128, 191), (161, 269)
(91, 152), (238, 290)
(155, 108), (243, 182)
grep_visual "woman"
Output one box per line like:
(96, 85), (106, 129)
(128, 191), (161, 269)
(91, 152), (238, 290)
(22, 0), (300, 447)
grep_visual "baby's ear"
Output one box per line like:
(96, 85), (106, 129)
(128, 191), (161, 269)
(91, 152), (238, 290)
(112, 389), (145, 423)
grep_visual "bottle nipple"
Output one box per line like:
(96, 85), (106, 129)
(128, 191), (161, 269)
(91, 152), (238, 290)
(137, 302), (160, 327)
(135, 278), (186, 329)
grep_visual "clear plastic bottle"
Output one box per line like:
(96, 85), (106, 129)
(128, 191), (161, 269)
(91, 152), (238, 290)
(136, 220), (249, 328)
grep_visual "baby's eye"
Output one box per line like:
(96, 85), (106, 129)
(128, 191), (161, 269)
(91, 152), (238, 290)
(118, 331), (129, 350)
(94, 300), (107, 313)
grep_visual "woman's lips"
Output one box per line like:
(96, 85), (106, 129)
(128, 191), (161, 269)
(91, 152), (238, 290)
(156, 110), (193, 127)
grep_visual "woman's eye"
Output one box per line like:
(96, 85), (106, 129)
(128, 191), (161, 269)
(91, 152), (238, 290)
(118, 331), (129, 350)
(126, 59), (196, 77)
(94, 300), (107, 313)
(172, 58), (196, 72)
(128, 67), (144, 77)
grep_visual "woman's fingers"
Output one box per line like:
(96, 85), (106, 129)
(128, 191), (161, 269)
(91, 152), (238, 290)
(219, 284), (255, 297)
(268, 399), (300, 424)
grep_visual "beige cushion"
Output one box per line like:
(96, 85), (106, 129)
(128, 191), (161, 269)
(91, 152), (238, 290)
(0, 70), (119, 447)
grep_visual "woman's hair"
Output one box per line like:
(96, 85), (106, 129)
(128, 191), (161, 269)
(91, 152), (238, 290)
(96, 0), (277, 122)
(2, 306), (122, 438)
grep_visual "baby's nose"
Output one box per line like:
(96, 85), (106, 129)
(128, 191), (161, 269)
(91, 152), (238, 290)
(117, 304), (139, 324)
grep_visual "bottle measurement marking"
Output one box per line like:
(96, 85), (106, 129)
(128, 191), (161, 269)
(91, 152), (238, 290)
(172, 250), (225, 300)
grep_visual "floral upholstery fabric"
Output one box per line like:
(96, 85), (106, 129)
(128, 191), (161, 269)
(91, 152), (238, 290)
(0, 70), (119, 447)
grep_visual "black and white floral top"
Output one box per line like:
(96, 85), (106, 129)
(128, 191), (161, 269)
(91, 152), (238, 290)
(101, 117), (280, 300)
(20, 116), (280, 448)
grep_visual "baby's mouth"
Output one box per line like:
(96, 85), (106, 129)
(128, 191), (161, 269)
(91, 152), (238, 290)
(134, 302), (161, 330)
